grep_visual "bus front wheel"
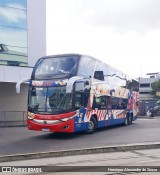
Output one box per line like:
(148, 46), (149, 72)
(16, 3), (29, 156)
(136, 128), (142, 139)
(86, 117), (97, 134)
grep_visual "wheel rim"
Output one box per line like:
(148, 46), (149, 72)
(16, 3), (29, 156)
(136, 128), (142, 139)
(88, 120), (94, 131)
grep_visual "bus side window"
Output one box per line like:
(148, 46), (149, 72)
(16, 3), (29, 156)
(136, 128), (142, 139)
(74, 82), (84, 109)
(83, 90), (90, 107)
(112, 97), (119, 109)
(74, 92), (83, 109)
(74, 90), (90, 109)
(121, 99), (128, 109)
(107, 96), (111, 110)
(92, 96), (106, 109)
(112, 97), (127, 110)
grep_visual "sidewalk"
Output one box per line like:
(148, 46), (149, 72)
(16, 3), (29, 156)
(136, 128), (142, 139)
(1, 148), (160, 174)
(138, 115), (155, 119)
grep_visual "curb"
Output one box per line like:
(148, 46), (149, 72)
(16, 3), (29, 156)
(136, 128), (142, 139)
(138, 116), (154, 119)
(0, 142), (160, 162)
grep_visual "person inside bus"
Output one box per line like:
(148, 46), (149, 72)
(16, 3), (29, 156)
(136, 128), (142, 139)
(115, 101), (122, 109)
(121, 101), (127, 109)
(92, 96), (106, 109)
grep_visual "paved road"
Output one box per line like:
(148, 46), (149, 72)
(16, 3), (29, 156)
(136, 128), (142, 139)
(1, 148), (160, 175)
(0, 117), (160, 156)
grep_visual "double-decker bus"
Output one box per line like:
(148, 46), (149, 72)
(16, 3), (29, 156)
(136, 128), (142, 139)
(16, 54), (139, 133)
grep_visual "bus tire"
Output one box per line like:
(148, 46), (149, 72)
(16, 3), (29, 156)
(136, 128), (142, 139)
(128, 114), (133, 125)
(86, 117), (97, 134)
(124, 115), (129, 126)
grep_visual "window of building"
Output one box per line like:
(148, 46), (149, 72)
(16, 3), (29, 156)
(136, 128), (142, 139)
(140, 83), (150, 88)
(139, 92), (151, 94)
(0, 0), (27, 66)
(7, 61), (20, 66)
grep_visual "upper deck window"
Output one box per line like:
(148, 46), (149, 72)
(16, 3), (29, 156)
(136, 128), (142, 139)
(77, 56), (96, 78)
(33, 56), (79, 79)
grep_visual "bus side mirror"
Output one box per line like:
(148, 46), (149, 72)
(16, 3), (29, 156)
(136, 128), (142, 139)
(66, 76), (83, 93)
(85, 80), (89, 86)
(16, 79), (30, 93)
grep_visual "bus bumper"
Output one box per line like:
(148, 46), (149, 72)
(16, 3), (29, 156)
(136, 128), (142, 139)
(27, 119), (74, 133)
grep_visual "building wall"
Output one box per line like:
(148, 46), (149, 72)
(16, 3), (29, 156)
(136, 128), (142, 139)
(0, 0), (46, 125)
(0, 66), (32, 83)
(27, 0), (46, 67)
(0, 82), (29, 126)
(0, 82), (28, 111)
(139, 77), (159, 116)
(139, 77), (158, 101)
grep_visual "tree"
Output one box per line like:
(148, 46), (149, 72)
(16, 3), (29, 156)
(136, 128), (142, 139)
(151, 80), (160, 97)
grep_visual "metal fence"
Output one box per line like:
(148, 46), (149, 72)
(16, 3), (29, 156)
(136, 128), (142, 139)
(0, 111), (27, 127)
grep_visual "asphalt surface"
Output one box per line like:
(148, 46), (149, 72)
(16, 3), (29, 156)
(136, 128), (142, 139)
(0, 117), (160, 156)
(1, 148), (160, 175)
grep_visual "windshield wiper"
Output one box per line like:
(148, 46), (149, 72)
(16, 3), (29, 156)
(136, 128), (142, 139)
(58, 69), (70, 74)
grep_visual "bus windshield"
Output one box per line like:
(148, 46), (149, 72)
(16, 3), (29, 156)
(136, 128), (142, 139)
(28, 86), (73, 114)
(33, 56), (79, 79)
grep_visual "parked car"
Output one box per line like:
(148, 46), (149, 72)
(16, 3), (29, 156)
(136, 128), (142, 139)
(150, 100), (160, 117)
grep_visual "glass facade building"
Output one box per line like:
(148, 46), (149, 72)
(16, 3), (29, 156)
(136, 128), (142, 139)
(0, 0), (46, 126)
(0, 0), (27, 66)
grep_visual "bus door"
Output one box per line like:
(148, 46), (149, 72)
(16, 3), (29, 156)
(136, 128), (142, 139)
(73, 81), (90, 132)
(92, 95), (110, 127)
(105, 96), (111, 126)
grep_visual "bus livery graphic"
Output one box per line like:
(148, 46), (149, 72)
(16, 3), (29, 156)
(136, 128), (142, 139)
(17, 54), (139, 133)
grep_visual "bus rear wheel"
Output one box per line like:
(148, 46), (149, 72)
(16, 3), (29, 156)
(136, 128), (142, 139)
(128, 114), (133, 125)
(124, 115), (129, 126)
(124, 114), (132, 126)
(86, 117), (97, 134)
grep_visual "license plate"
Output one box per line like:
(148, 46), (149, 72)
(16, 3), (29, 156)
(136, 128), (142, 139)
(42, 128), (50, 132)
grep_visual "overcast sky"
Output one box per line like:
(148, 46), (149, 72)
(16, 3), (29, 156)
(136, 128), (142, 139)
(46, 0), (160, 78)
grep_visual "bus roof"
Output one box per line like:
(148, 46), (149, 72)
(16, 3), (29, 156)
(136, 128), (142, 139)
(38, 53), (135, 81)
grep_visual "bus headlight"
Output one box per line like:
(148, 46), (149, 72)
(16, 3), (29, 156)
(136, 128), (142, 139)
(28, 112), (35, 120)
(60, 116), (74, 122)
